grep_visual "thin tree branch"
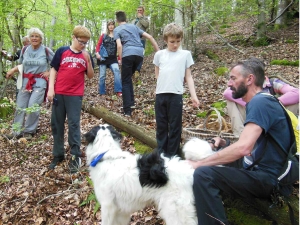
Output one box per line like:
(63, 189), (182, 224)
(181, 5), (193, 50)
(204, 21), (244, 54)
(12, 192), (31, 217)
(267, 0), (294, 26)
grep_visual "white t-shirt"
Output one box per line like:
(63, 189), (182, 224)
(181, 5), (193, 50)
(153, 49), (194, 94)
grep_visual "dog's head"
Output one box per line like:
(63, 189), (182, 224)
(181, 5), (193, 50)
(84, 124), (122, 144)
(84, 124), (122, 163)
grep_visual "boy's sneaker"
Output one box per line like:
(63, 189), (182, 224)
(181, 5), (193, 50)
(69, 155), (81, 174)
(49, 156), (65, 169)
(5, 133), (23, 140)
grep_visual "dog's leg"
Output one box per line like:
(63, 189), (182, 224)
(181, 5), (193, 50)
(101, 204), (118, 225)
(114, 211), (131, 225)
(159, 201), (198, 225)
(101, 204), (130, 225)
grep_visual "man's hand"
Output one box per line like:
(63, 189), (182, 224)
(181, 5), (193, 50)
(137, 13), (143, 18)
(186, 159), (201, 169)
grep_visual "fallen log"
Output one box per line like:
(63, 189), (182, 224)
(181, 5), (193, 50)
(82, 101), (157, 148)
(82, 101), (299, 225)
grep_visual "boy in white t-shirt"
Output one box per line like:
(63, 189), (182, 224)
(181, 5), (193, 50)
(153, 23), (200, 157)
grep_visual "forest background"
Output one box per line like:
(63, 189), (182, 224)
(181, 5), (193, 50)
(0, 0), (299, 224)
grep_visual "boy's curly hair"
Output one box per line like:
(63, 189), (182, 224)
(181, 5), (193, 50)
(163, 23), (183, 41)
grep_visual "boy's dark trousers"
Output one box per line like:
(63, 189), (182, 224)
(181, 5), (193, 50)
(51, 94), (82, 157)
(155, 93), (183, 157)
(121, 55), (143, 115)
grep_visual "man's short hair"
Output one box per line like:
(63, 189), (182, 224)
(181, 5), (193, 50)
(116, 11), (127, 23)
(163, 23), (183, 41)
(232, 58), (265, 87)
(72, 25), (91, 39)
(137, 6), (145, 11)
(22, 36), (29, 45)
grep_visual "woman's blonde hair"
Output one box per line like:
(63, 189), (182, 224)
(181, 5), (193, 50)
(106, 20), (115, 34)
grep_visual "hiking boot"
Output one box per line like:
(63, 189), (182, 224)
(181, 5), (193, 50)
(69, 155), (81, 174)
(49, 156), (65, 169)
(23, 133), (33, 140)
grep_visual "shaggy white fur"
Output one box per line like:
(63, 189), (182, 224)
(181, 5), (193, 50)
(85, 124), (213, 225)
(182, 137), (216, 161)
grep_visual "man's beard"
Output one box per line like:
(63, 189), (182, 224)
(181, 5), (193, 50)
(231, 82), (248, 99)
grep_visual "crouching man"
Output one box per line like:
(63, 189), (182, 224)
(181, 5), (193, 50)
(188, 58), (294, 225)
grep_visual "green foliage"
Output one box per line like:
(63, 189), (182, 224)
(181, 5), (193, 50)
(220, 24), (231, 28)
(0, 97), (14, 119)
(227, 208), (272, 225)
(143, 108), (155, 117)
(253, 37), (269, 47)
(270, 59), (299, 67)
(211, 101), (226, 116)
(183, 93), (189, 99)
(80, 177), (100, 215)
(196, 111), (207, 118)
(197, 101), (227, 118)
(285, 39), (295, 44)
(204, 50), (219, 60)
(134, 140), (152, 154)
(0, 175), (10, 183)
(145, 39), (156, 56)
(214, 67), (228, 76)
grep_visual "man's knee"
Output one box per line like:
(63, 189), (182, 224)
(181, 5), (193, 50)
(194, 166), (215, 183)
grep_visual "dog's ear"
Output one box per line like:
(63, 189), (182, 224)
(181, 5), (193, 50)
(84, 126), (101, 143)
(106, 125), (122, 142)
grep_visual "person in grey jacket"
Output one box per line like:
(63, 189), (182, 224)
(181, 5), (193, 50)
(131, 6), (149, 75)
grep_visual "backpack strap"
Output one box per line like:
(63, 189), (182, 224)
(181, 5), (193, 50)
(268, 78), (276, 95)
(245, 93), (295, 170)
(22, 45), (29, 54)
(44, 46), (50, 63)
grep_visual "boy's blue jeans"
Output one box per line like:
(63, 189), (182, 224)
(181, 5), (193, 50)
(99, 63), (122, 95)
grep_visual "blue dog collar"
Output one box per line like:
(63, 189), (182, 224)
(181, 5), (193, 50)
(90, 151), (108, 167)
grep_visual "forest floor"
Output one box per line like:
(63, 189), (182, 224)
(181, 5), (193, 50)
(0, 17), (299, 225)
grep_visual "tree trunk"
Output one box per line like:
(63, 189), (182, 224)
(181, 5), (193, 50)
(49, 0), (57, 49)
(82, 101), (157, 148)
(65, 0), (73, 25)
(257, 0), (267, 39)
(275, 0), (290, 26)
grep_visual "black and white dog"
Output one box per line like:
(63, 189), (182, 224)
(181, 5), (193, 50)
(84, 124), (215, 225)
